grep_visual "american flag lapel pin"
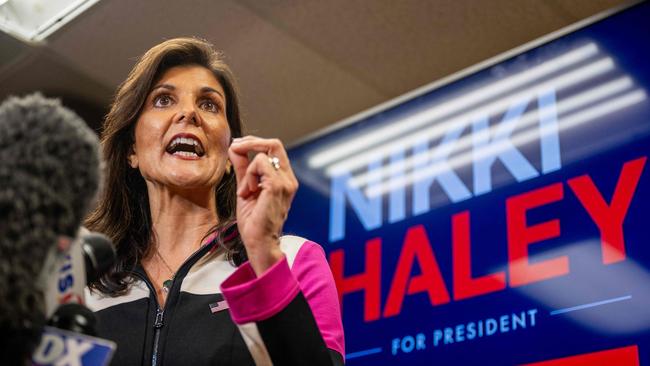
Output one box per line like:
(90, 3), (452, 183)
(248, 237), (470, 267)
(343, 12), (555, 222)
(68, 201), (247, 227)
(209, 300), (229, 313)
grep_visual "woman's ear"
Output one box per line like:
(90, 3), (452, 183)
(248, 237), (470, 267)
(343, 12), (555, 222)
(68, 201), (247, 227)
(128, 146), (138, 168)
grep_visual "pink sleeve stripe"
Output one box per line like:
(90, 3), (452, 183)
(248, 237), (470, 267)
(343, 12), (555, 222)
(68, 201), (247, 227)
(293, 241), (346, 357)
(220, 255), (299, 324)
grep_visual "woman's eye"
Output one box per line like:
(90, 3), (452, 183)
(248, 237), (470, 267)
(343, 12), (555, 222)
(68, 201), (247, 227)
(153, 95), (173, 107)
(200, 100), (219, 113)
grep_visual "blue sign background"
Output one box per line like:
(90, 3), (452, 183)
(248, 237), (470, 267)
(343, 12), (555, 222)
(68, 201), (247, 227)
(286, 2), (650, 365)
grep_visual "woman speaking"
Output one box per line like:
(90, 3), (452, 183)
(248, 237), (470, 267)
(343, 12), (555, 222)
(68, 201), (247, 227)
(84, 37), (344, 365)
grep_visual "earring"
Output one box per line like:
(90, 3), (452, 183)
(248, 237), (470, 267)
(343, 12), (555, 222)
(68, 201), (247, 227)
(225, 160), (232, 174)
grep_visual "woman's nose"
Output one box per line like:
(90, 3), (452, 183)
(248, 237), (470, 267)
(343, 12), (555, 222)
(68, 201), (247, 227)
(175, 100), (200, 126)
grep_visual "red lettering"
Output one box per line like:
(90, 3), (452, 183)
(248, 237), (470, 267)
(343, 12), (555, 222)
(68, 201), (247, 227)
(329, 238), (381, 322)
(521, 345), (639, 366)
(452, 210), (506, 300)
(383, 225), (450, 318)
(60, 292), (83, 305)
(328, 158), (647, 321)
(568, 157), (646, 264)
(507, 182), (567, 287)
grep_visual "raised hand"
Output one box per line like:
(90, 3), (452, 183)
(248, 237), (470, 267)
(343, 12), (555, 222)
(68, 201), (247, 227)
(228, 136), (299, 275)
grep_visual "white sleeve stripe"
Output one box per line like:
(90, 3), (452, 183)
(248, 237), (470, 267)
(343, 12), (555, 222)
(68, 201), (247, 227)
(279, 235), (308, 268)
(237, 322), (273, 366)
(181, 236), (307, 295)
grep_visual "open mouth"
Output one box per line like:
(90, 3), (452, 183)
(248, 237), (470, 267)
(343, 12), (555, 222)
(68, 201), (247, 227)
(166, 135), (205, 157)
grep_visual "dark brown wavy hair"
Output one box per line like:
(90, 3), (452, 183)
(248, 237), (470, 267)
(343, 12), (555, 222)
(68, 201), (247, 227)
(85, 37), (245, 295)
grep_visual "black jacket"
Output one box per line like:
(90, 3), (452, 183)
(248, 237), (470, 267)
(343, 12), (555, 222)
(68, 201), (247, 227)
(86, 235), (345, 365)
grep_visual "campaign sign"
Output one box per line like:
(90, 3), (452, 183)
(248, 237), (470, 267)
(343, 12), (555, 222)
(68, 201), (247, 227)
(32, 327), (115, 366)
(285, 2), (650, 365)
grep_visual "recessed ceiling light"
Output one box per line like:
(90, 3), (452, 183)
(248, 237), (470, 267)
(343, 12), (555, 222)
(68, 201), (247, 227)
(0, 0), (99, 43)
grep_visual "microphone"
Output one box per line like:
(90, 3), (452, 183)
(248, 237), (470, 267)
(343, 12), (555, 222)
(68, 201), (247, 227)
(0, 93), (103, 364)
(36, 230), (117, 366)
(42, 230), (115, 336)
(41, 230), (116, 318)
(47, 303), (98, 337)
(0, 94), (101, 237)
(82, 232), (116, 284)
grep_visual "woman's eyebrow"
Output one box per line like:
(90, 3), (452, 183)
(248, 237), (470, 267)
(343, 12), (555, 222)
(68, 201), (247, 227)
(149, 84), (224, 100)
(151, 84), (175, 92)
(200, 86), (224, 99)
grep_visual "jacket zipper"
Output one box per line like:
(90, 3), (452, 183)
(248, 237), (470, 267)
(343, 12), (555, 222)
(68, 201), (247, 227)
(133, 271), (171, 366)
(134, 239), (218, 366)
(131, 271), (164, 366)
(152, 308), (164, 366)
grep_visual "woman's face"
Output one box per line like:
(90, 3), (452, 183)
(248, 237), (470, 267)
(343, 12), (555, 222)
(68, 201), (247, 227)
(129, 65), (231, 191)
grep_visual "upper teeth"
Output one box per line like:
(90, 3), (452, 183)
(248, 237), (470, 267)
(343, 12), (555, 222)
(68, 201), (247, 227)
(167, 136), (204, 156)
(171, 137), (199, 146)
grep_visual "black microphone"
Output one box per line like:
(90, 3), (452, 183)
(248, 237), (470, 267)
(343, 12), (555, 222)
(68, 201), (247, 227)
(47, 303), (99, 337)
(0, 93), (101, 364)
(81, 232), (116, 284)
